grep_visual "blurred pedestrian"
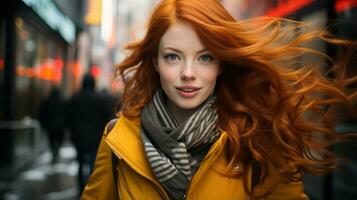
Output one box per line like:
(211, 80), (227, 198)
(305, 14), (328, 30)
(39, 87), (67, 164)
(100, 88), (120, 118)
(67, 73), (113, 194)
(81, 0), (356, 199)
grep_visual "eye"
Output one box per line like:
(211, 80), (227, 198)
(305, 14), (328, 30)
(199, 54), (214, 63)
(164, 53), (180, 63)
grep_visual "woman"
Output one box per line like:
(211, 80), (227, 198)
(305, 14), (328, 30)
(81, 0), (356, 199)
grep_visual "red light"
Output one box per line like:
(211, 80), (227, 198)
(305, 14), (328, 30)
(27, 68), (35, 78)
(55, 59), (64, 69)
(0, 59), (4, 71)
(266, 0), (314, 17)
(90, 66), (101, 78)
(38, 64), (53, 81)
(335, 0), (357, 13)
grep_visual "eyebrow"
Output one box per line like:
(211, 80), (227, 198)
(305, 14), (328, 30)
(163, 47), (209, 54)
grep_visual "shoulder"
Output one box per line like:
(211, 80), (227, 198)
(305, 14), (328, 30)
(104, 114), (141, 137)
(104, 118), (118, 137)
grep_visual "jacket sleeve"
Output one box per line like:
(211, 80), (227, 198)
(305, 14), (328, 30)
(80, 136), (118, 200)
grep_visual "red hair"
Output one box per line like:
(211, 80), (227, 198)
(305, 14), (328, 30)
(116, 0), (356, 197)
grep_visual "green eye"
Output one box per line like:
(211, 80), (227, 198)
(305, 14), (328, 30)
(164, 53), (180, 63)
(199, 54), (214, 63)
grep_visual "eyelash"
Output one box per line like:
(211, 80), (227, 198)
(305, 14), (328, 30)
(164, 53), (180, 62)
(199, 54), (214, 63)
(163, 53), (214, 63)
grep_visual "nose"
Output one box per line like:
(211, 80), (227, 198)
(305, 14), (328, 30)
(180, 60), (196, 81)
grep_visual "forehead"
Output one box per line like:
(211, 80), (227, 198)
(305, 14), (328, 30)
(159, 21), (205, 51)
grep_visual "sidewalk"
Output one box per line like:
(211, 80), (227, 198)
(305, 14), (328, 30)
(0, 142), (79, 200)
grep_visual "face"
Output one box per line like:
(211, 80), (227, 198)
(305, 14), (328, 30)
(156, 21), (220, 111)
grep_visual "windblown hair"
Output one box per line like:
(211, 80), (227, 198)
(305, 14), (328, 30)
(116, 0), (356, 197)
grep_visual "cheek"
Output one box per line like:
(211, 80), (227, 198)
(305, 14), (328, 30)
(201, 68), (220, 84)
(158, 68), (177, 87)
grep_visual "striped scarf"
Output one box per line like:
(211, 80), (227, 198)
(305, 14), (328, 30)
(141, 90), (220, 200)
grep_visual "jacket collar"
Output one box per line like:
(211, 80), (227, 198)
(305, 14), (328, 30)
(105, 115), (231, 188)
(105, 116), (156, 180)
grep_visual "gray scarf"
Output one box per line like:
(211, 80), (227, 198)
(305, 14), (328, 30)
(141, 90), (220, 200)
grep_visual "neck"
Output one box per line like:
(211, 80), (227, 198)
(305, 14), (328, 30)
(166, 100), (201, 124)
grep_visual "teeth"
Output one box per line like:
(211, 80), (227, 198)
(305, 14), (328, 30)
(181, 88), (194, 92)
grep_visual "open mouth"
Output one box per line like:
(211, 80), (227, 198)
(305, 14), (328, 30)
(178, 88), (198, 92)
(176, 86), (201, 98)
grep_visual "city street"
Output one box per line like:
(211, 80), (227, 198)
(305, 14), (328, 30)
(0, 0), (356, 199)
(0, 142), (78, 200)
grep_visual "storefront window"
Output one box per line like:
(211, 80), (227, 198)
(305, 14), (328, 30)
(14, 16), (66, 157)
(14, 17), (65, 121)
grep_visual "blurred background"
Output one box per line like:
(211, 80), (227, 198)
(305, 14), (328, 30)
(0, 0), (356, 200)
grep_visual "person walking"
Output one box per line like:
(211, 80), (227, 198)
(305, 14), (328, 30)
(39, 87), (67, 164)
(67, 73), (113, 195)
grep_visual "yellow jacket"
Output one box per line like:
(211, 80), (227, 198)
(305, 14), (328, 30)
(81, 116), (309, 200)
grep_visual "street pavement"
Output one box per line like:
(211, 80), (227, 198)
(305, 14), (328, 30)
(0, 142), (78, 200)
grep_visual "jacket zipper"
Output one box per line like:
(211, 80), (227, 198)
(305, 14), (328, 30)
(181, 133), (226, 200)
(182, 149), (219, 200)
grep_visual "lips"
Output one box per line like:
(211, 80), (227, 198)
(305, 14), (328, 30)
(176, 86), (201, 98)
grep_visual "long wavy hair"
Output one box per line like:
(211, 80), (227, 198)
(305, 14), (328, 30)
(116, 0), (356, 197)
